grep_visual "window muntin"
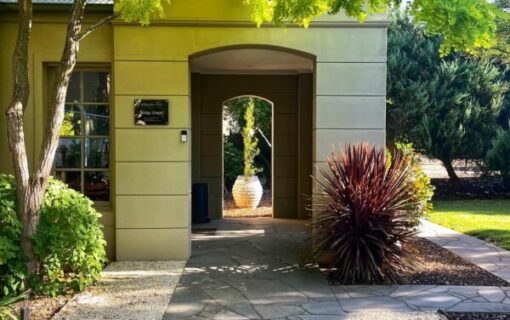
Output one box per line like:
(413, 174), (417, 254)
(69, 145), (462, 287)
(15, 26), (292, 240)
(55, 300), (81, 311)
(55, 71), (110, 203)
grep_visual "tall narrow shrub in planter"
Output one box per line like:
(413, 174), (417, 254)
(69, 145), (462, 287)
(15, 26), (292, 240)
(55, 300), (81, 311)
(312, 144), (421, 284)
(232, 99), (263, 208)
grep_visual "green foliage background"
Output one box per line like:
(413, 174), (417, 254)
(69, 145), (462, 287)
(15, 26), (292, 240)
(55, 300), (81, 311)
(224, 141), (244, 188)
(387, 14), (508, 180)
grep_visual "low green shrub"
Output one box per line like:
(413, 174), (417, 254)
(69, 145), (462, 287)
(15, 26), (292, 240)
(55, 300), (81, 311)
(393, 142), (434, 224)
(312, 144), (421, 284)
(0, 174), (106, 297)
(486, 130), (510, 189)
(0, 175), (25, 297)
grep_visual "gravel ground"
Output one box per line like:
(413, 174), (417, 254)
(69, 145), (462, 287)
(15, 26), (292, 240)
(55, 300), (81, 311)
(53, 261), (185, 320)
(402, 237), (509, 286)
(223, 191), (273, 217)
(445, 313), (510, 320)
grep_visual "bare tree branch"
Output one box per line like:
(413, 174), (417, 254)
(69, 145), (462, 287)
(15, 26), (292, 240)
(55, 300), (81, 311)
(75, 12), (120, 42)
(5, 0), (119, 282)
(257, 127), (272, 148)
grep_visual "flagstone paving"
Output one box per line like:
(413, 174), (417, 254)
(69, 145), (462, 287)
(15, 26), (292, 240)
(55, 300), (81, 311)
(419, 219), (510, 283)
(163, 218), (510, 320)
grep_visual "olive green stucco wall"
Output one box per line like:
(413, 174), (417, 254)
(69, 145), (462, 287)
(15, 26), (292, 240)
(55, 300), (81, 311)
(0, 0), (388, 261)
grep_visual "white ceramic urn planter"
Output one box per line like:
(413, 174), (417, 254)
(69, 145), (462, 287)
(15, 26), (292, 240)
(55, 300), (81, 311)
(232, 175), (263, 208)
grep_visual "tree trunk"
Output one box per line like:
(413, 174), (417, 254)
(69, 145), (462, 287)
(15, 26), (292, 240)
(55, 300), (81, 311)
(17, 188), (44, 275)
(5, 0), (37, 275)
(6, 0), (118, 281)
(442, 159), (461, 186)
(25, 0), (88, 274)
(6, 0), (88, 278)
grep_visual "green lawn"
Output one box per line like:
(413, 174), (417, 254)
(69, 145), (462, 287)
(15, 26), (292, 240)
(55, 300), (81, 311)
(428, 200), (510, 250)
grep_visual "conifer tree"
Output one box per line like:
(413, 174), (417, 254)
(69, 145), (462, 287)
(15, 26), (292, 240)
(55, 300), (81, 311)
(388, 16), (507, 183)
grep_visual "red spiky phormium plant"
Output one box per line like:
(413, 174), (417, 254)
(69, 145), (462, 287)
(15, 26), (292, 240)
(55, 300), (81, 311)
(312, 143), (419, 284)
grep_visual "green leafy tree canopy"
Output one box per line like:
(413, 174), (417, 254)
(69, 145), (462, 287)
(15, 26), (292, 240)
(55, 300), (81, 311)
(114, 0), (169, 25)
(411, 0), (500, 55)
(114, 0), (504, 55)
(245, 0), (503, 55)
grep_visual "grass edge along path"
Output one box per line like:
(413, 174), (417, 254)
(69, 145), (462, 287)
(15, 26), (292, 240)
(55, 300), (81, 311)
(428, 200), (510, 251)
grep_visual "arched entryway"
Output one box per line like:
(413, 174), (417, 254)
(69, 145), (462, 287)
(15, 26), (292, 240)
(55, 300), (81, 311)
(190, 46), (314, 220)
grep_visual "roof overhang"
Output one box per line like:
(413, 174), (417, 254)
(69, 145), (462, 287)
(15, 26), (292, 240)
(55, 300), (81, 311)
(0, 0), (113, 12)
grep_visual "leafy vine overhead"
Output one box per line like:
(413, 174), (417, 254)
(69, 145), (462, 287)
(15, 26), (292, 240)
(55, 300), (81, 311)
(114, 0), (505, 55)
(245, 0), (386, 27)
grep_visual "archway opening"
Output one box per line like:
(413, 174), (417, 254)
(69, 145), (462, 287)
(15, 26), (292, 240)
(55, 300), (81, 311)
(190, 45), (314, 220)
(222, 96), (274, 218)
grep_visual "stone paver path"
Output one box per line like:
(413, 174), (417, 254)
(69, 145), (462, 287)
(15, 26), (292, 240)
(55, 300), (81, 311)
(164, 218), (510, 320)
(420, 219), (510, 283)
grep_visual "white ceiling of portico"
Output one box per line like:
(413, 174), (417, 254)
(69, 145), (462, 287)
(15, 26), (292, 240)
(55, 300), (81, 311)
(189, 48), (314, 74)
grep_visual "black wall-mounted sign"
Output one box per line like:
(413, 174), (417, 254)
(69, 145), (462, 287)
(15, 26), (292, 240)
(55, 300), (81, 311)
(134, 99), (169, 126)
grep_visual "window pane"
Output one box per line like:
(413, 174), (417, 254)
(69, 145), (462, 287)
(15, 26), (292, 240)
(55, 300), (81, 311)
(60, 104), (81, 136)
(84, 171), (110, 201)
(84, 105), (109, 136)
(83, 72), (109, 102)
(66, 73), (80, 103)
(85, 138), (109, 168)
(55, 171), (81, 192)
(55, 138), (81, 168)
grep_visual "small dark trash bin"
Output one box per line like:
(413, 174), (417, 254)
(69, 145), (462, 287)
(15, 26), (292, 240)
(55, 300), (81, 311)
(192, 183), (210, 224)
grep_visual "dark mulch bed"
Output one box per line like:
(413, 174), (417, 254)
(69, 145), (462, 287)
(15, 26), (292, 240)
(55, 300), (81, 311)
(13, 294), (71, 320)
(325, 237), (508, 286)
(401, 237), (508, 286)
(444, 312), (510, 320)
(432, 176), (510, 201)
